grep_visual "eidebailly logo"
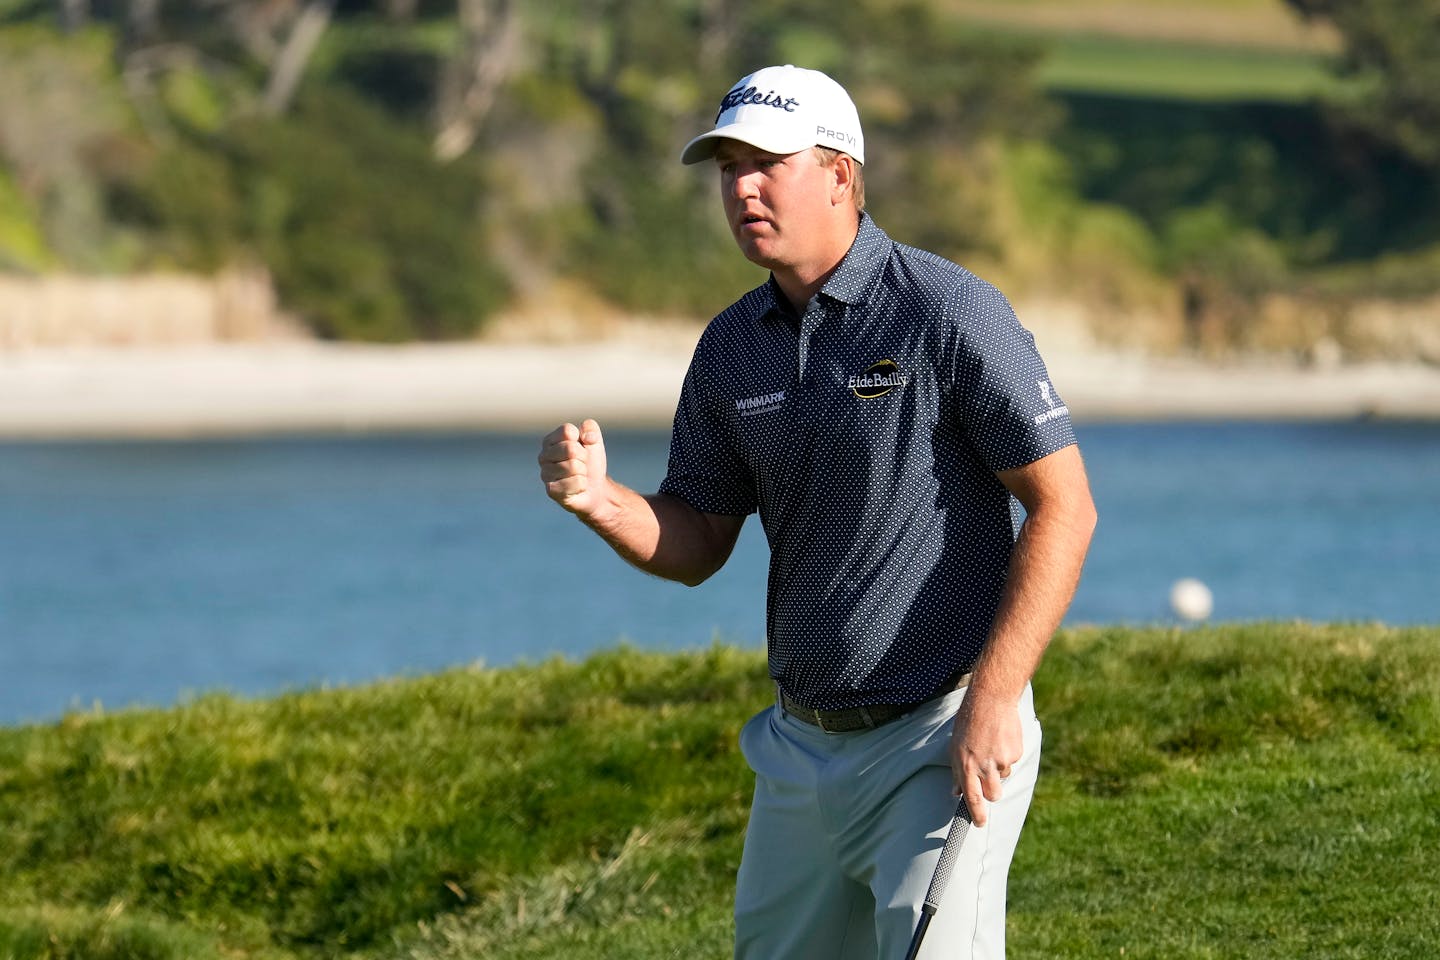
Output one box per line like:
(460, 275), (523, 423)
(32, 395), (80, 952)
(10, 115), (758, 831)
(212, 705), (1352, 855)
(849, 359), (909, 399)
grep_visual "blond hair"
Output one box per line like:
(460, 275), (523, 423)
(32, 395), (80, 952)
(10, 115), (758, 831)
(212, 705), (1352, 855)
(814, 146), (866, 212)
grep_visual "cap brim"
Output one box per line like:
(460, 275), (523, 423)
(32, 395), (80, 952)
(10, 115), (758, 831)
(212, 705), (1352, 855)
(680, 123), (823, 165)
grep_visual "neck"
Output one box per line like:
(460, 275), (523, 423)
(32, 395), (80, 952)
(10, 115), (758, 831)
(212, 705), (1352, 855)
(772, 214), (860, 313)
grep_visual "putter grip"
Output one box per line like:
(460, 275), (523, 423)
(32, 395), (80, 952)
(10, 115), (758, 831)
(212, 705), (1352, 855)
(923, 797), (971, 910)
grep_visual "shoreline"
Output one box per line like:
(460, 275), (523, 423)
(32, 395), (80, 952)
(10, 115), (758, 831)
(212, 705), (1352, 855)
(1, 338), (1438, 440)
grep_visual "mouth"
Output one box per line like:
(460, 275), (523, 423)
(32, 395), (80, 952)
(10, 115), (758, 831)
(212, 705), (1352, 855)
(737, 213), (771, 232)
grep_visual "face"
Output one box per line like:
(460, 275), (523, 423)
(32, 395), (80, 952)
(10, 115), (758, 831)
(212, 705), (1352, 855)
(714, 140), (848, 274)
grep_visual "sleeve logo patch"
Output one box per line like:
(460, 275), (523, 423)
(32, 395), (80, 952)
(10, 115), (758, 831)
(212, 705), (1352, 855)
(1033, 379), (1072, 425)
(849, 359), (910, 399)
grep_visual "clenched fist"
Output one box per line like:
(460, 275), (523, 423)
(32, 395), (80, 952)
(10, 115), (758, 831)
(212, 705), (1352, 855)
(538, 419), (610, 517)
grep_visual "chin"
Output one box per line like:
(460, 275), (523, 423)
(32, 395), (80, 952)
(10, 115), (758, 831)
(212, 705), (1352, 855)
(736, 238), (783, 270)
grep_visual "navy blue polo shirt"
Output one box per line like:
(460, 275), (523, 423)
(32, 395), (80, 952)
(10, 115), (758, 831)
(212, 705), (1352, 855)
(659, 214), (1077, 710)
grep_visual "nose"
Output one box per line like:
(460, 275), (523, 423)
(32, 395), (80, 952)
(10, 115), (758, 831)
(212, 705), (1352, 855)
(727, 162), (761, 200)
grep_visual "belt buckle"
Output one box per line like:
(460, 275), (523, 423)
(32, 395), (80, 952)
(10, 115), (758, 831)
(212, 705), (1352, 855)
(814, 705), (876, 734)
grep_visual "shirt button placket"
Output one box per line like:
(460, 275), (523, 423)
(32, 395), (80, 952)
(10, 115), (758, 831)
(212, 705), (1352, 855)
(794, 300), (831, 475)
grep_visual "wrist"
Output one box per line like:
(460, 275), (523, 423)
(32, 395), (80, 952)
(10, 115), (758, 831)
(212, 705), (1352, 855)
(965, 667), (1024, 706)
(574, 477), (625, 528)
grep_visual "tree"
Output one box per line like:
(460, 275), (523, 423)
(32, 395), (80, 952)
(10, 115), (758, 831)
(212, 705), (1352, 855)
(433, 0), (523, 161)
(1285, 0), (1440, 168)
(261, 0), (338, 116)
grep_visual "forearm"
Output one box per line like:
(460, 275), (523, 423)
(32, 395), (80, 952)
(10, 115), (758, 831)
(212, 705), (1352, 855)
(541, 419), (740, 586)
(970, 497), (1096, 701)
(579, 482), (734, 587)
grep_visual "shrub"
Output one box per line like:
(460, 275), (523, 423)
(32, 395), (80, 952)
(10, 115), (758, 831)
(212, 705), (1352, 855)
(0, 168), (52, 271)
(223, 90), (508, 341)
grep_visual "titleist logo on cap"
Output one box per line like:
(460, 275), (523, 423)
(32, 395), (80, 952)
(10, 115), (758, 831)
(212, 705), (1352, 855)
(717, 86), (800, 122)
(680, 65), (865, 165)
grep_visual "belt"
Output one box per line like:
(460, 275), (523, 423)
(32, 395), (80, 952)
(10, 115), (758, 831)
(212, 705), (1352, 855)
(777, 672), (973, 734)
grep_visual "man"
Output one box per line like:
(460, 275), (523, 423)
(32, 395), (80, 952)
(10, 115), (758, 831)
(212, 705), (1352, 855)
(539, 64), (1096, 959)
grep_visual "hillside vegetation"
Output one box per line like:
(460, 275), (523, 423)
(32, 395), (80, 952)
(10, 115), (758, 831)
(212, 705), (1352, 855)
(0, 1), (1437, 356)
(1, 624), (1437, 959)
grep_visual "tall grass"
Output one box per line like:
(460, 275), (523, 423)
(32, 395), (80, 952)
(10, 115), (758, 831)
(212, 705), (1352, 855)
(1, 624), (1436, 958)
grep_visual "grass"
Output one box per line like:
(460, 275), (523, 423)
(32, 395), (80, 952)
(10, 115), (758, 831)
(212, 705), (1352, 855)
(943, 0), (1339, 52)
(941, 0), (1343, 102)
(1, 624), (1437, 958)
(1033, 32), (1340, 102)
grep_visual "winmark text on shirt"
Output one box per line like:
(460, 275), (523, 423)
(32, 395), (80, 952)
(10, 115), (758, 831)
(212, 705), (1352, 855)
(718, 87), (799, 121)
(736, 391), (786, 417)
(1034, 405), (1071, 425)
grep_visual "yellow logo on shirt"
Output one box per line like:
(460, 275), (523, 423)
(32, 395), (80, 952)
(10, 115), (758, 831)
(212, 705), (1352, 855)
(849, 359), (909, 399)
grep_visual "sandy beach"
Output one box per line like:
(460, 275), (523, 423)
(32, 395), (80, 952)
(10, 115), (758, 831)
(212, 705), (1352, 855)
(2, 331), (1438, 439)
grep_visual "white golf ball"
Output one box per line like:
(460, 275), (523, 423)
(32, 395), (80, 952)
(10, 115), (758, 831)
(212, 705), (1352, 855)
(1170, 578), (1214, 621)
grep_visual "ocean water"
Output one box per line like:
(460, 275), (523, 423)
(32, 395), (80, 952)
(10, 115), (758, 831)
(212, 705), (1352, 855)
(2, 420), (1437, 726)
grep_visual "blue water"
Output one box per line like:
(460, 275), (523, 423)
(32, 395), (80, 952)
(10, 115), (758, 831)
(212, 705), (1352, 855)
(2, 421), (1437, 726)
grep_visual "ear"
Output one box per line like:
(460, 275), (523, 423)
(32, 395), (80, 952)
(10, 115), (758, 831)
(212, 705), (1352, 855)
(828, 154), (856, 207)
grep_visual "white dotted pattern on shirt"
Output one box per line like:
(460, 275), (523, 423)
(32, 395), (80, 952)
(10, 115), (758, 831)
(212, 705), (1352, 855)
(660, 215), (1076, 709)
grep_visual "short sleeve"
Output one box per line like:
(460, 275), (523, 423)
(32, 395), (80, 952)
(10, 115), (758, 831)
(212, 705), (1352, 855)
(952, 282), (1077, 472)
(658, 335), (758, 516)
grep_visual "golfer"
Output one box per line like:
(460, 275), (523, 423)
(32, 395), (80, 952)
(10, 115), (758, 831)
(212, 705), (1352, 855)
(539, 64), (1096, 960)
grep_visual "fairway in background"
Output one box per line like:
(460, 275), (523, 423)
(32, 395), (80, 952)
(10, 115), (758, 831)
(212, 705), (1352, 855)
(944, 0), (1340, 52)
(944, 0), (1342, 102)
(1033, 32), (1339, 102)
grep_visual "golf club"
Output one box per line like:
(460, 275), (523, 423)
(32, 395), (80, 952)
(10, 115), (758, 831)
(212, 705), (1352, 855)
(902, 795), (972, 960)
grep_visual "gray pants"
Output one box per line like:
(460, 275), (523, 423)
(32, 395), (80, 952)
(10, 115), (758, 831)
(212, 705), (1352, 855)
(734, 684), (1041, 960)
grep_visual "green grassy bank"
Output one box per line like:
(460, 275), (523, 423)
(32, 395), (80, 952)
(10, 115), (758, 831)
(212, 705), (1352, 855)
(2, 624), (1437, 959)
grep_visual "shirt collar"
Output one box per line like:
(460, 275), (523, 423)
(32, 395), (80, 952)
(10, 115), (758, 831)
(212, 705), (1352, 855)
(818, 212), (890, 306)
(763, 275), (794, 323)
(757, 213), (890, 321)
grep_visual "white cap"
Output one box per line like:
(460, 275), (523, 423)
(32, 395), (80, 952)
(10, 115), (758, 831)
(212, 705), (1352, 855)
(681, 64), (865, 165)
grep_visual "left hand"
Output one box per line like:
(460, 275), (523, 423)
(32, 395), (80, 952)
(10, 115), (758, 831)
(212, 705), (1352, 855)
(949, 687), (1024, 828)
